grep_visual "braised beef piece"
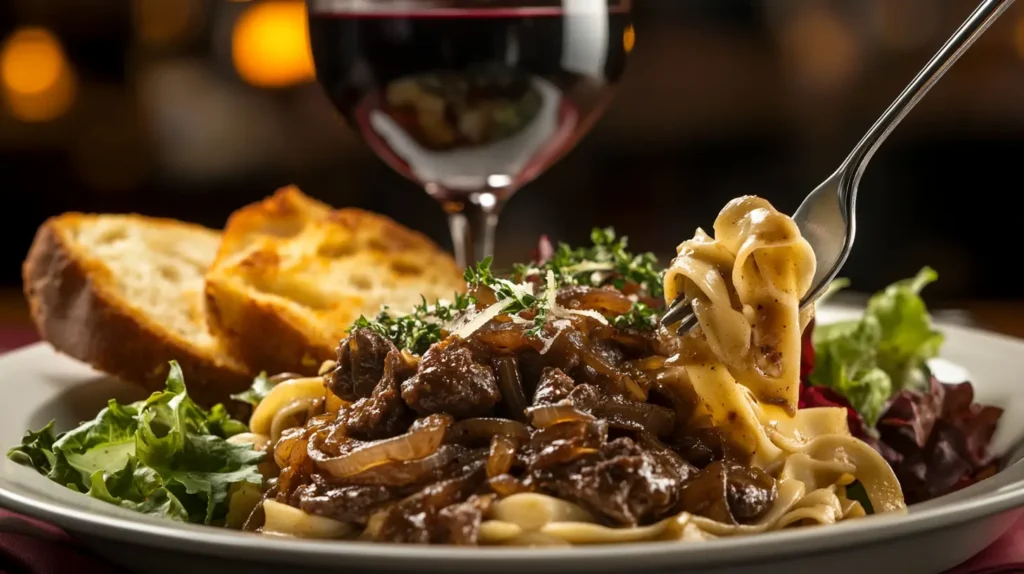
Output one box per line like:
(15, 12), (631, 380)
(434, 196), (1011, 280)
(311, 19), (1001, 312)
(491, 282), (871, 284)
(436, 494), (496, 545)
(590, 324), (658, 359)
(678, 460), (777, 524)
(401, 338), (501, 418)
(330, 328), (396, 401)
(674, 428), (727, 469)
(532, 367), (576, 405)
(339, 350), (416, 440)
(517, 347), (577, 401)
(540, 329), (585, 373)
(530, 419), (609, 468)
(530, 435), (695, 527)
(566, 336), (652, 401)
(375, 466), (487, 544)
(566, 384), (675, 437)
(587, 339), (626, 368)
(291, 478), (399, 524)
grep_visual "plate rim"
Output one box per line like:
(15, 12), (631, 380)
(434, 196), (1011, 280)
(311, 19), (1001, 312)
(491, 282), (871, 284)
(2, 305), (1024, 569)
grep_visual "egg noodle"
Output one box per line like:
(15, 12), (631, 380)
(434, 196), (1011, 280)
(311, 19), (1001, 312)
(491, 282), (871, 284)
(230, 195), (905, 545)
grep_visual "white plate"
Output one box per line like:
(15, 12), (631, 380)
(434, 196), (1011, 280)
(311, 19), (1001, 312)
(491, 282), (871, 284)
(2, 306), (1024, 574)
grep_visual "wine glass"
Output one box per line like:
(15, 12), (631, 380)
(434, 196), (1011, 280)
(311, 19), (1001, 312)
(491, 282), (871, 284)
(306, 0), (633, 267)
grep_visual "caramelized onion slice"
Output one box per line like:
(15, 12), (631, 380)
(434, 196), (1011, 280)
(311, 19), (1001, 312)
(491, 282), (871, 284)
(312, 414), (453, 478)
(556, 286), (633, 316)
(341, 445), (463, 486)
(526, 402), (596, 429)
(274, 427), (311, 469)
(487, 435), (518, 478)
(493, 356), (529, 422)
(270, 397), (324, 443)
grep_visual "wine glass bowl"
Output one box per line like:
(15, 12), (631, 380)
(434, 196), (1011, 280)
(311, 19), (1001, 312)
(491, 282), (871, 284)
(307, 0), (633, 267)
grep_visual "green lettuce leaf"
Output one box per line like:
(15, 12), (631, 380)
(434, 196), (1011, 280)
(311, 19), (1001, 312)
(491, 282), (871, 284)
(86, 456), (189, 521)
(865, 268), (944, 390)
(229, 372), (274, 407)
(7, 361), (263, 524)
(7, 420), (58, 472)
(811, 267), (943, 426)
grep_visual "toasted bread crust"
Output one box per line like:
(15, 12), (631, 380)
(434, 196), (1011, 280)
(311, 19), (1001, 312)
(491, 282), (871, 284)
(23, 215), (252, 407)
(206, 186), (465, 376)
(205, 274), (327, 377)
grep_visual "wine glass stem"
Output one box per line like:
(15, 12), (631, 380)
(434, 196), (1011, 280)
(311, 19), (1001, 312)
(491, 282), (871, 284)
(444, 192), (505, 269)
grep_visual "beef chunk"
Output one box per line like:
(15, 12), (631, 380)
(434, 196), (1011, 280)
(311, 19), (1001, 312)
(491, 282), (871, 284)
(374, 467), (487, 544)
(532, 437), (695, 527)
(565, 384), (676, 438)
(678, 460), (777, 524)
(435, 494), (495, 545)
(339, 350), (415, 440)
(330, 329), (396, 401)
(292, 480), (398, 525)
(532, 367), (576, 405)
(401, 339), (501, 418)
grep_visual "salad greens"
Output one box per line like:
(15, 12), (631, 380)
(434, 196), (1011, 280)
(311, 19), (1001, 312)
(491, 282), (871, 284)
(809, 267), (944, 426)
(7, 362), (264, 524)
(229, 371), (274, 407)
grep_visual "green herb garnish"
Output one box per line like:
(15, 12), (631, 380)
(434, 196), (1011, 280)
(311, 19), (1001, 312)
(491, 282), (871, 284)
(465, 256), (549, 336)
(230, 371), (273, 407)
(514, 227), (664, 299)
(612, 301), (660, 331)
(349, 293), (476, 355)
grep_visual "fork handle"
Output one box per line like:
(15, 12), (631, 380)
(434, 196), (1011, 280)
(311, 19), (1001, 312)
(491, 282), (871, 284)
(841, 0), (1015, 192)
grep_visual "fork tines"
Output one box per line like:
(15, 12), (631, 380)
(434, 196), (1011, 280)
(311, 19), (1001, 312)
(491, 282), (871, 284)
(660, 293), (699, 334)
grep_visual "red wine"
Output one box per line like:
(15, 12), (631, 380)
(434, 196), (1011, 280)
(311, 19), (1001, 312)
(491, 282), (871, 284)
(308, 1), (632, 199)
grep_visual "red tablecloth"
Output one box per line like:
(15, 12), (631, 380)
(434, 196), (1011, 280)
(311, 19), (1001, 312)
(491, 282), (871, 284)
(0, 330), (38, 354)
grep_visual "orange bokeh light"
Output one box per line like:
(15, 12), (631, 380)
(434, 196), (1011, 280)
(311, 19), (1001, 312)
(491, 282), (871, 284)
(232, 1), (315, 88)
(0, 27), (76, 122)
(623, 24), (635, 54)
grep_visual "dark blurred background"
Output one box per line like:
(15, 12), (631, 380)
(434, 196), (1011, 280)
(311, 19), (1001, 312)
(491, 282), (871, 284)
(3, 0), (1024, 307)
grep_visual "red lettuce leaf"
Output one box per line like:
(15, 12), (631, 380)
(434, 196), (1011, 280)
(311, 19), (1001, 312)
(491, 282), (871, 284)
(876, 377), (1003, 504)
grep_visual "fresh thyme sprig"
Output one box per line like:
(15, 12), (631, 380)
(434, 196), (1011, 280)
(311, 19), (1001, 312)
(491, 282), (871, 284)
(611, 301), (659, 331)
(513, 227), (664, 299)
(464, 257), (549, 336)
(349, 292), (474, 355)
(463, 257), (537, 313)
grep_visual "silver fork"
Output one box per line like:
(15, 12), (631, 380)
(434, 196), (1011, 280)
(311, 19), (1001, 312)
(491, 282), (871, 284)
(661, 0), (1015, 333)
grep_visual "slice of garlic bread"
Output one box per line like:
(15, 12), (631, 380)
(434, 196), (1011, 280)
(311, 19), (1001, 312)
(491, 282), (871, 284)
(23, 214), (252, 406)
(204, 186), (465, 376)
